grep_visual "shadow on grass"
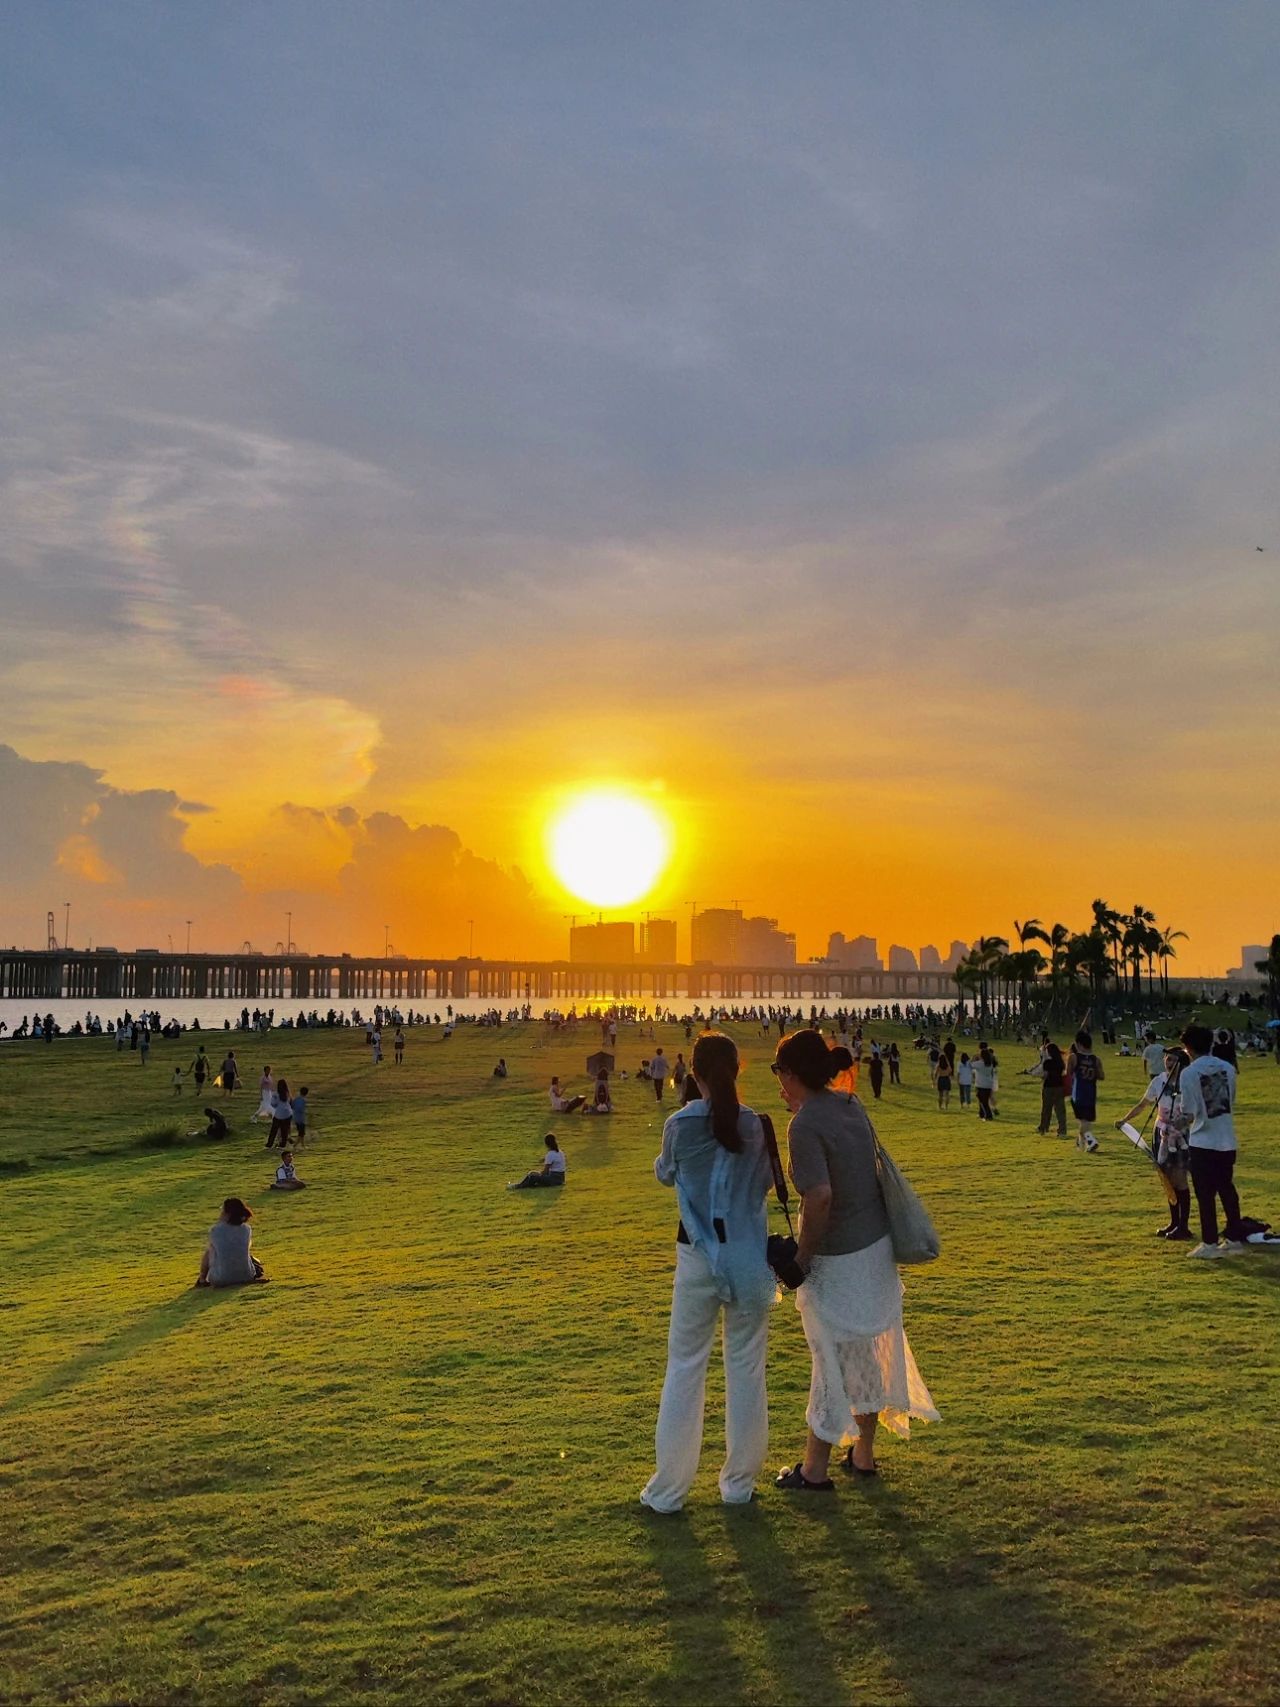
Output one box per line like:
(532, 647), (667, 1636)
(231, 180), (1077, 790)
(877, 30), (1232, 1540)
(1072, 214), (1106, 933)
(731, 1480), (1096, 1707)
(638, 1510), (751, 1705)
(3, 1288), (229, 1414)
(505, 1185), (566, 1213)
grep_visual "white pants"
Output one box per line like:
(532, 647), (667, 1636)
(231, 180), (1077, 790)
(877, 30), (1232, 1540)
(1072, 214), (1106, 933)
(640, 1246), (771, 1512)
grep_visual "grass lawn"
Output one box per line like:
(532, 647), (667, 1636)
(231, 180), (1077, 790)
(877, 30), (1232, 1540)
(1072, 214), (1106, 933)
(1, 1016), (1277, 1706)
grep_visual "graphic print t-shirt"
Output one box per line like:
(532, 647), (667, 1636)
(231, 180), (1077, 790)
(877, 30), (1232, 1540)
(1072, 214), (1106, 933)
(1177, 1056), (1237, 1152)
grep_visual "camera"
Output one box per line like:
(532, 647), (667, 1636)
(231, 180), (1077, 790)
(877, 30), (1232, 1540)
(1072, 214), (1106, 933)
(767, 1233), (807, 1290)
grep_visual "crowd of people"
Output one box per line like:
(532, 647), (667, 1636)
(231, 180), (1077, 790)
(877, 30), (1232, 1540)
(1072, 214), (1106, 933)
(9, 995), (1274, 1504)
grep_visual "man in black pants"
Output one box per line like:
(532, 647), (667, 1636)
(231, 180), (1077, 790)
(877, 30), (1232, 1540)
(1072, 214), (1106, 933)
(1178, 1025), (1245, 1260)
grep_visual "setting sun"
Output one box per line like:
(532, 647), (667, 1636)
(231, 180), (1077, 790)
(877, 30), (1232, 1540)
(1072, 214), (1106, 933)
(546, 790), (672, 908)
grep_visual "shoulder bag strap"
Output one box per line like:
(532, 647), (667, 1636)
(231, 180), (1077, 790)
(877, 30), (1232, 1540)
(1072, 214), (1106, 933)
(758, 1112), (795, 1238)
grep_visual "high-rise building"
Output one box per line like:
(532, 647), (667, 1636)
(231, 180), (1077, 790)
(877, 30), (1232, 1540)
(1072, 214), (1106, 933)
(691, 909), (796, 965)
(919, 944), (942, 971)
(569, 921), (635, 964)
(887, 945), (919, 972)
(1228, 944), (1268, 979)
(946, 940), (969, 971)
(640, 918), (678, 963)
(826, 932), (882, 970)
(739, 915), (797, 966)
(691, 908), (740, 964)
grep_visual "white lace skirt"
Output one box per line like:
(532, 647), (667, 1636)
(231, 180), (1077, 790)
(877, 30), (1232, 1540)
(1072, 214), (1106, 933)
(796, 1235), (940, 1443)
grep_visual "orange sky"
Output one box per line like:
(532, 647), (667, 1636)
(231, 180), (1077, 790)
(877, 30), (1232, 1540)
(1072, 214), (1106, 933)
(3, 11), (1279, 975)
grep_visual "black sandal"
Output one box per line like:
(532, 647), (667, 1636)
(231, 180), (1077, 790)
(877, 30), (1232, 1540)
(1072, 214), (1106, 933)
(842, 1447), (878, 1478)
(775, 1462), (835, 1492)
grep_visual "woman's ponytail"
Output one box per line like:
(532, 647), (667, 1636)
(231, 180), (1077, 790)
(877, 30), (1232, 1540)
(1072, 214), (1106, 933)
(690, 1031), (743, 1152)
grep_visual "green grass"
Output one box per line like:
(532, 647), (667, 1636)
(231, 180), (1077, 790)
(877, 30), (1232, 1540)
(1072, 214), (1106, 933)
(1, 1018), (1277, 1706)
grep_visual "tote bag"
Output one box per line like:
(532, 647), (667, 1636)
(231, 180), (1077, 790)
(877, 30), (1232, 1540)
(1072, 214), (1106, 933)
(875, 1139), (941, 1265)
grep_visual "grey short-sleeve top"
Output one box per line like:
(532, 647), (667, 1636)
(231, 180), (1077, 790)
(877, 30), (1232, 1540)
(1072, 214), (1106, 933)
(787, 1091), (890, 1256)
(206, 1221), (256, 1286)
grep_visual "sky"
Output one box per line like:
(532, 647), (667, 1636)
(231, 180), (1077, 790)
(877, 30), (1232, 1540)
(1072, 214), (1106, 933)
(2, 2), (1278, 974)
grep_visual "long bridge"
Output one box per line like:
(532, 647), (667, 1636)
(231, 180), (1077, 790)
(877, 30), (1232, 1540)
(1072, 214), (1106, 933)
(0, 949), (960, 1006)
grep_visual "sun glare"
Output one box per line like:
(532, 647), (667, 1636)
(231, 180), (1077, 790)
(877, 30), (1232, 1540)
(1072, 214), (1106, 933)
(547, 790), (672, 908)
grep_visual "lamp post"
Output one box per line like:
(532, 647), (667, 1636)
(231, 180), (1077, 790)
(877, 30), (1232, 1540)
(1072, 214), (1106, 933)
(64, 901), (71, 952)
(384, 924), (391, 958)
(286, 912), (292, 955)
(186, 920), (192, 954)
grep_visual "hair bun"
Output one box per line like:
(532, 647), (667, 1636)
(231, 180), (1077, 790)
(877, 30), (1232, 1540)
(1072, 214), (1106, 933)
(827, 1045), (854, 1076)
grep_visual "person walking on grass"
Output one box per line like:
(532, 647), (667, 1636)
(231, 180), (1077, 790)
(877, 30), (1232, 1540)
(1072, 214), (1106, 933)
(1034, 1042), (1069, 1137)
(253, 1067), (274, 1122)
(266, 1079), (292, 1149)
(868, 1045), (884, 1101)
(973, 1046), (997, 1119)
(1066, 1030), (1104, 1151)
(219, 1051), (239, 1095)
(394, 1026), (405, 1064)
(1116, 1047), (1192, 1241)
(933, 1051), (952, 1110)
(1178, 1024), (1248, 1259)
(771, 1030), (938, 1493)
(650, 1047), (670, 1103)
(956, 1052), (974, 1108)
(888, 1041), (901, 1086)
(139, 1027), (150, 1066)
(640, 1033), (774, 1514)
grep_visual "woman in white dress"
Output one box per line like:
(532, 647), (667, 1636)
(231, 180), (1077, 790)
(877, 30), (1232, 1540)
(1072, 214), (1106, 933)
(772, 1028), (938, 1492)
(640, 1032), (775, 1514)
(252, 1066), (274, 1122)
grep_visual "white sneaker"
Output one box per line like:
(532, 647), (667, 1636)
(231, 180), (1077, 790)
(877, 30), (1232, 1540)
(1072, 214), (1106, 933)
(1188, 1242), (1231, 1259)
(1218, 1240), (1246, 1255)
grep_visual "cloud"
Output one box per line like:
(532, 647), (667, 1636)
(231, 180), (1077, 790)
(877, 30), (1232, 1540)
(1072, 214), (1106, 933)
(0, 743), (243, 948)
(0, 744), (560, 959)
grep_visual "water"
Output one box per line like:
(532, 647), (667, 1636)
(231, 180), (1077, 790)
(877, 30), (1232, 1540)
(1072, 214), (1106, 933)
(0, 992), (949, 1039)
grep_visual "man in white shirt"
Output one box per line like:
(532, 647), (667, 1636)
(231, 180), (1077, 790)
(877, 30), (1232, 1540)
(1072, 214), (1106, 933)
(1178, 1025), (1245, 1258)
(1141, 1033), (1166, 1078)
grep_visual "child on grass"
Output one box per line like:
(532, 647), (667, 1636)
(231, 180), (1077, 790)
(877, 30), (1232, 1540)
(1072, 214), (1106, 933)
(270, 1151), (307, 1191)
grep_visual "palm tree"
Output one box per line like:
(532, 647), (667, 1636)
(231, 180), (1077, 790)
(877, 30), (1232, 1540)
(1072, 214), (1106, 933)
(1255, 935), (1280, 1018)
(1043, 922), (1071, 1020)
(1067, 928), (1112, 1016)
(953, 956), (981, 1020)
(1009, 946), (1047, 1020)
(1157, 928), (1187, 998)
(1128, 904), (1157, 997)
(1091, 899), (1124, 992)
(972, 936), (1009, 1028)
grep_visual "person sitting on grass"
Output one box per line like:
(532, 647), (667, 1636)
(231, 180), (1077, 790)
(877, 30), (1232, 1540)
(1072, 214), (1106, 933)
(201, 1107), (229, 1141)
(493, 1058), (509, 1078)
(270, 1150), (307, 1191)
(508, 1134), (567, 1189)
(549, 1076), (585, 1114)
(196, 1198), (268, 1287)
(583, 1069), (613, 1113)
